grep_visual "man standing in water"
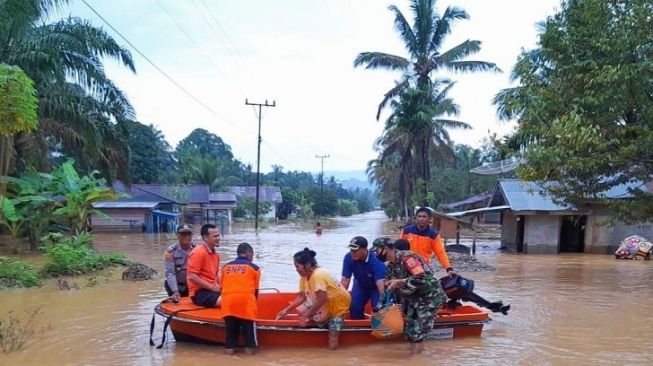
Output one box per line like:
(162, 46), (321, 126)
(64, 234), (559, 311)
(401, 207), (455, 275)
(340, 236), (386, 319)
(375, 239), (446, 355)
(163, 224), (196, 302)
(187, 224), (221, 307)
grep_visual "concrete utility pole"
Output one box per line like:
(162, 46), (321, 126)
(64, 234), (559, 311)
(315, 154), (330, 198)
(245, 99), (276, 231)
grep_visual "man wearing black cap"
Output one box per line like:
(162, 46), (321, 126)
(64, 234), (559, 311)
(340, 236), (386, 319)
(164, 224), (196, 302)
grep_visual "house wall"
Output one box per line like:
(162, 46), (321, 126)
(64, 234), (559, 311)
(91, 208), (148, 231)
(524, 215), (560, 254)
(585, 206), (653, 254)
(501, 211), (518, 251)
(183, 204), (204, 224)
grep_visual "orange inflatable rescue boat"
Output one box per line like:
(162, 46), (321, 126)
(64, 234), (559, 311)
(153, 291), (490, 348)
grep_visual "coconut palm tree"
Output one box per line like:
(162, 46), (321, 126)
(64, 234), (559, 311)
(380, 84), (470, 205)
(0, 0), (136, 182)
(354, 0), (500, 119)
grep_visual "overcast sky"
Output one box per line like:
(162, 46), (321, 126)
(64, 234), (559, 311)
(60, 0), (561, 174)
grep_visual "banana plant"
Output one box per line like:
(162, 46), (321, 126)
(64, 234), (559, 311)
(50, 160), (119, 235)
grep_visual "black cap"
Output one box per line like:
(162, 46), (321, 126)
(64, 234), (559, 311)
(347, 236), (368, 250)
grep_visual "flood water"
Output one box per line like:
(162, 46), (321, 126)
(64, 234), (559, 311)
(2, 211), (652, 365)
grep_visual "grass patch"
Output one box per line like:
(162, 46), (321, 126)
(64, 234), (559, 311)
(0, 257), (41, 288)
(41, 232), (130, 277)
(42, 243), (129, 276)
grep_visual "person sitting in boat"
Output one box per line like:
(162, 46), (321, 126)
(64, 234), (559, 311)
(340, 236), (386, 319)
(186, 224), (222, 307)
(276, 247), (351, 350)
(401, 207), (456, 276)
(163, 224), (196, 303)
(374, 238), (446, 355)
(221, 243), (261, 356)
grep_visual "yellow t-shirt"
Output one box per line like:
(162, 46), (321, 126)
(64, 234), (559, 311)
(299, 267), (351, 318)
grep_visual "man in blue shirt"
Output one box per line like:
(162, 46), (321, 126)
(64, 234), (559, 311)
(340, 236), (386, 319)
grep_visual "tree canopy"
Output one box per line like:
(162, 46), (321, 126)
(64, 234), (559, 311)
(493, 0), (653, 223)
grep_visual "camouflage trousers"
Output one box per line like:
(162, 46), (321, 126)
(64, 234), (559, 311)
(404, 291), (446, 342)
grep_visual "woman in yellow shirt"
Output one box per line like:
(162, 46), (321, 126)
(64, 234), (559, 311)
(276, 247), (351, 350)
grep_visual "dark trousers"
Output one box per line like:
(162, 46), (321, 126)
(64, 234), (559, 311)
(224, 316), (256, 349)
(164, 281), (189, 297)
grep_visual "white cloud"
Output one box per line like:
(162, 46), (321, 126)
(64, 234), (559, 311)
(63, 0), (560, 173)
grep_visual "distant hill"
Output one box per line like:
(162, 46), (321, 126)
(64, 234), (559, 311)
(322, 170), (368, 181)
(318, 170), (375, 190)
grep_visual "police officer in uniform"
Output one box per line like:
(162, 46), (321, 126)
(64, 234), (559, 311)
(164, 224), (196, 302)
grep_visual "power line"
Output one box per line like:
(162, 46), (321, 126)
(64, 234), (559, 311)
(198, 0), (246, 64)
(245, 99), (276, 232)
(189, 0), (242, 66)
(80, 0), (256, 137)
(154, 0), (224, 76)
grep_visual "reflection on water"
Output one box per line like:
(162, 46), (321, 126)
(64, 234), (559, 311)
(2, 211), (652, 365)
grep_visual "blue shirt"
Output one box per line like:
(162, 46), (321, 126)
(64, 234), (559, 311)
(341, 251), (386, 290)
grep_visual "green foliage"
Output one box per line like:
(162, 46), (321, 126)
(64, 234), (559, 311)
(1, 1), (136, 182)
(0, 257), (41, 288)
(41, 233), (129, 276)
(124, 121), (173, 184)
(308, 188), (338, 217)
(232, 197), (271, 219)
(175, 128), (233, 160)
(493, 0), (653, 223)
(354, 0), (499, 119)
(50, 160), (118, 234)
(337, 199), (359, 217)
(0, 64), (38, 135)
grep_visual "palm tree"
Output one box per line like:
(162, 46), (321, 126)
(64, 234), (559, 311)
(382, 85), (470, 204)
(0, 0), (136, 182)
(354, 0), (500, 119)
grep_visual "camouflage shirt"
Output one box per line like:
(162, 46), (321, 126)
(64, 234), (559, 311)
(385, 250), (442, 299)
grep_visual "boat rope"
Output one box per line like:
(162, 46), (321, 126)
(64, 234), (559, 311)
(150, 303), (206, 349)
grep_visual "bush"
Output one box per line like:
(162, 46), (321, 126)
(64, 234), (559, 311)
(41, 233), (129, 276)
(338, 199), (359, 217)
(0, 308), (48, 354)
(0, 257), (41, 288)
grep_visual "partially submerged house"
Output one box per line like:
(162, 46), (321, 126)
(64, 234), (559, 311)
(450, 179), (653, 254)
(91, 182), (183, 232)
(228, 186), (283, 219)
(92, 183), (238, 232)
(204, 192), (237, 225)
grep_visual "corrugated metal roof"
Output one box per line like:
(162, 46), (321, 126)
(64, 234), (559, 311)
(448, 205), (511, 217)
(491, 179), (650, 213)
(442, 192), (491, 209)
(597, 180), (646, 199)
(135, 184), (209, 204)
(209, 192), (237, 202)
(228, 186), (283, 203)
(92, 201), (159, 209)
(497, 180), (574, 212)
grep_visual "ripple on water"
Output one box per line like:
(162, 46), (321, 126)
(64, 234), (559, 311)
(2, 211), (653, 365)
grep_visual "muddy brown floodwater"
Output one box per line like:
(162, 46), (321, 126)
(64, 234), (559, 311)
(1, 211), (652, 365)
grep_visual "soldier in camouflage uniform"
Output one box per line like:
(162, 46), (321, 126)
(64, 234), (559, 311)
(372, 238), (446, 355)
(164, 224), (196, 302)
